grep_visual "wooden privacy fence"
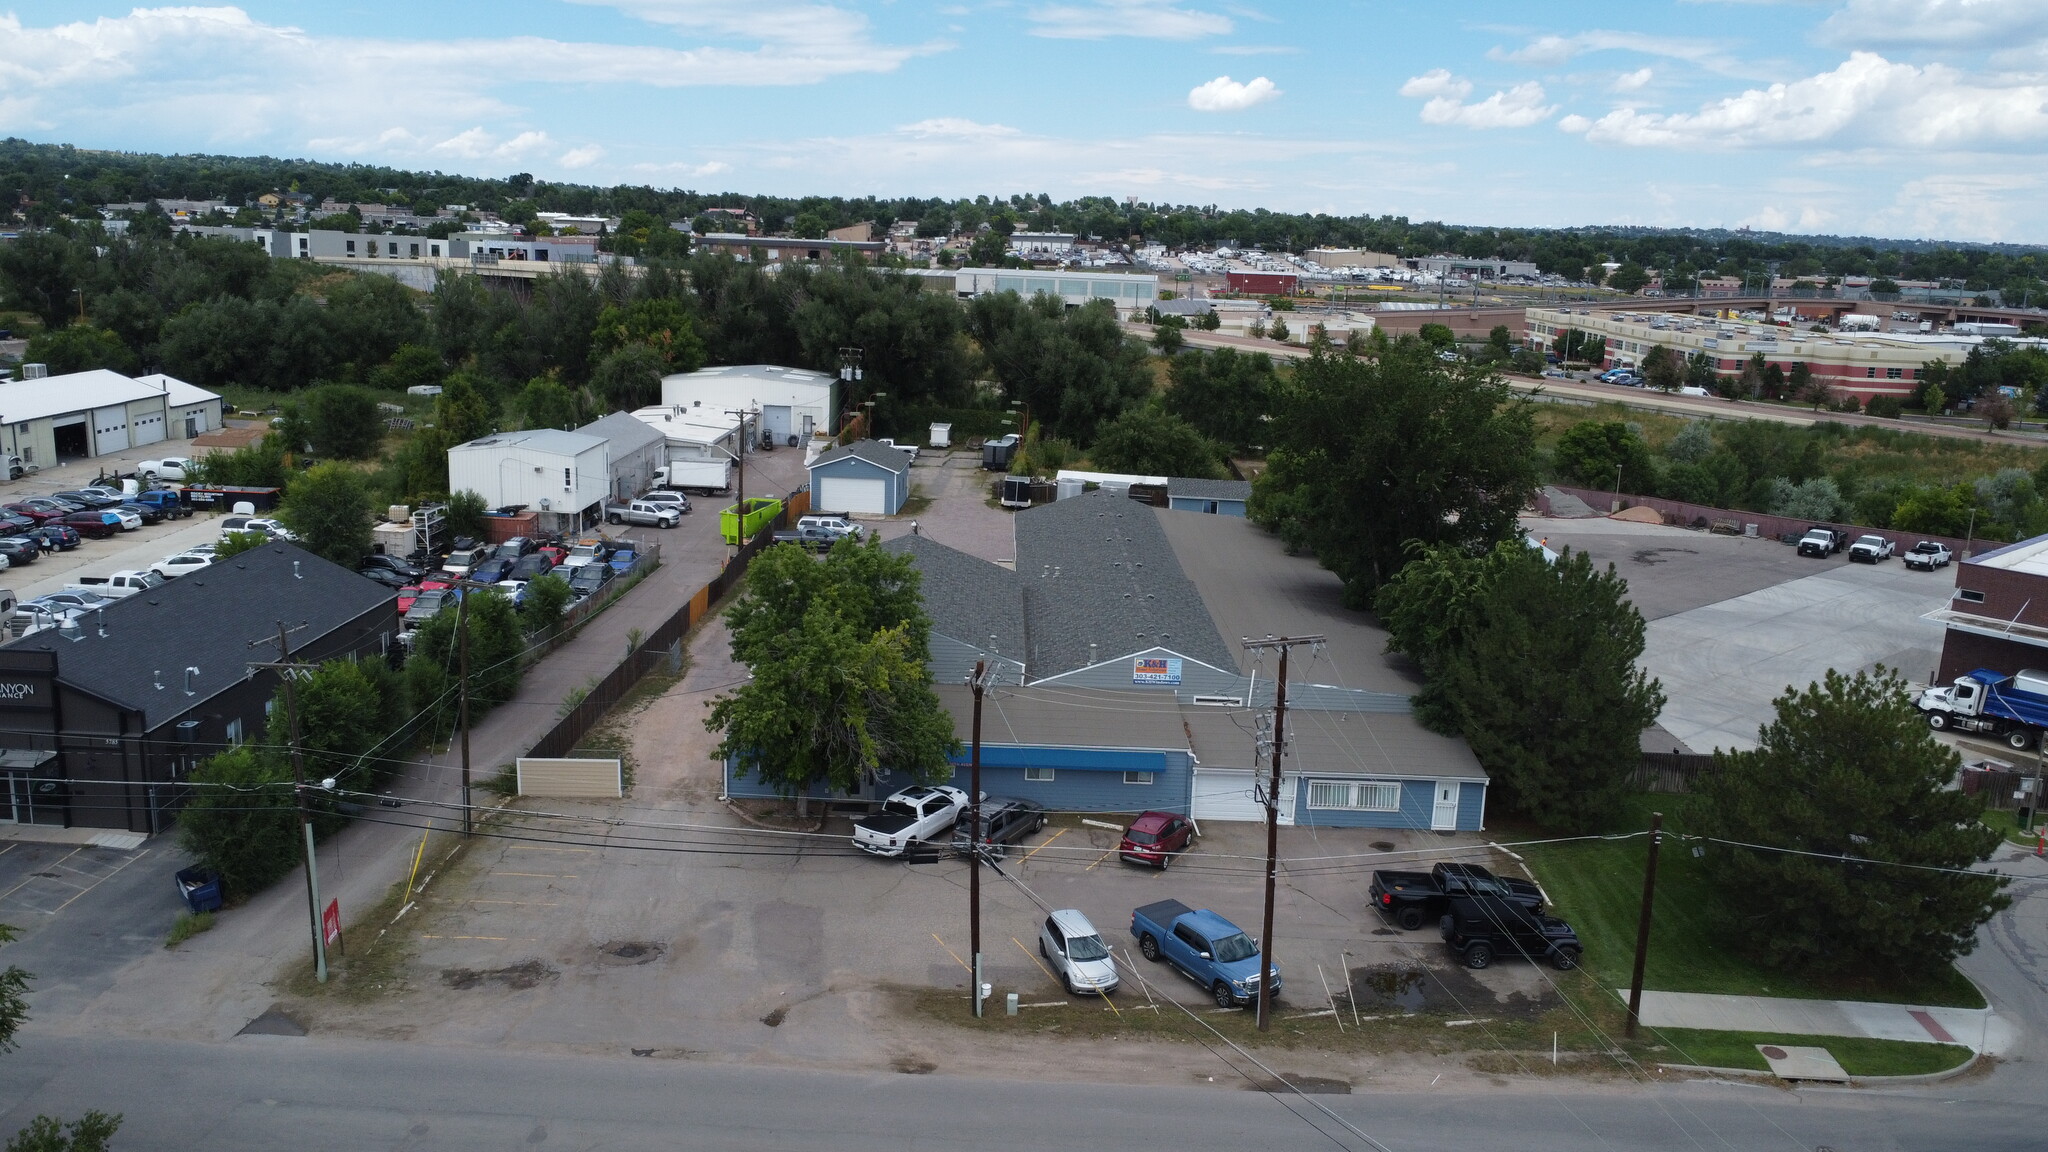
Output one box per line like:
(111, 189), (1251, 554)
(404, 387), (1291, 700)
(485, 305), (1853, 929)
(526, 488), (805, 761)
(1634, 751), (1718, 793)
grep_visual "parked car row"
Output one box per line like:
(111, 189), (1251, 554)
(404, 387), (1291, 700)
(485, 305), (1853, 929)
(1370, 861), (1583, 971)
(0, 483), (203, 580)
(1794, 523), (1951, 570)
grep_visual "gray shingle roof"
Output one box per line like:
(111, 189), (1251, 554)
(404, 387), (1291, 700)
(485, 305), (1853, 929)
(884, 535), (1025, 663)
(1182, 708), (1486, 779)
(1014, 489), (1236, 677)
(1167, 477), (1252, 502)
(4, 544), (397, 729)
(811, 438), (910, 475)
(578, 410), (666, 454)
(936, 684), (1191, 751)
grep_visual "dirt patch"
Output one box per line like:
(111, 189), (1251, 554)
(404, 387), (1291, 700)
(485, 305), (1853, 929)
(1630, 547), (1698, 565)
(1347, 963), (1554, 1021)
(762, 1005), (789, 1027)
(1369, 841), (1396, 853)
(891, 1055), (937, 1074)
(630, 1047), (694, 1059)
(1241, 1073), (1351, 1094)
(442, 959), (559, 991)
(596, 940), (665, 966)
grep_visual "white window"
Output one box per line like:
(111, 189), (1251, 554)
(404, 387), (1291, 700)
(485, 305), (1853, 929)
(1307, 780), (1401, 811)
(1123, 771), (1155, 786)
(226, 717), (244, 746)
(1024, 766), (1055, 782)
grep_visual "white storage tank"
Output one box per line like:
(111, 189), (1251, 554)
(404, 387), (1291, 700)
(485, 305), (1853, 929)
(1056, 476), (1085, 501)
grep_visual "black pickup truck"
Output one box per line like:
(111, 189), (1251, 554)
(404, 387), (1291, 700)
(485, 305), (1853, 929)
(1367, 862), (1544, 930)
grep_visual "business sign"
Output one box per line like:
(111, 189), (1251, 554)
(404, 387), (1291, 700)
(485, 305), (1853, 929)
(322, 899), (341, 947)
(1133, 657), (1182, 685)
(0, 683), (33, 702)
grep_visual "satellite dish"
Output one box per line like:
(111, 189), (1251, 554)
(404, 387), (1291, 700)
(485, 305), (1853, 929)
(539, 498), (552, 511)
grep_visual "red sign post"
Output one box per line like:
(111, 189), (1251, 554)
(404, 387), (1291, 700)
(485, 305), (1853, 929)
(321, 899), (341, 947)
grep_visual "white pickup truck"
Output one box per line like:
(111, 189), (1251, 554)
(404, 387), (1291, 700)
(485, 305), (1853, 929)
(68, 570), (167, 599)
(852, 785), (971, 857)
(876, 438), (920, 463)
(1848, 534), (1896, 563)
(1904, 541), (1954, 570)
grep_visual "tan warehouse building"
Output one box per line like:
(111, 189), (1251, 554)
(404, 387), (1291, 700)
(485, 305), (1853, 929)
(1525, 308), (1973, 403)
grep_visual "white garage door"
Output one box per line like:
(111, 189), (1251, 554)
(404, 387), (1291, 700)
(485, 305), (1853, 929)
(817, 476), (887, 516)
(92, 406), (129, 455)
(1192, 769), (1264, 823)
(131, 410), (167, 447)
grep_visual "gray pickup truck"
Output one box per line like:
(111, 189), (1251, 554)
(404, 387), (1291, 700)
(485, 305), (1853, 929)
(604, 499), (680, 528)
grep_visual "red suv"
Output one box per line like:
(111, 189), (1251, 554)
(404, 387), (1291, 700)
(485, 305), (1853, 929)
(1118, 810), (1195, 868)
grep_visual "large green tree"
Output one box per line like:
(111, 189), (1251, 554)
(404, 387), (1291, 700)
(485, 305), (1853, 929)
(279, 462), (373, 568)
(1378, 541), (1664, 831)
(1164, 347), (1278, 454)
(967, 293), (1152, 445)
(407, 589), (525, 713)
(21, 324), (135, 376)
(707, 537), (957, 797)
(1698, 668), (2008, 978)
(301, 385), (385, 460)
(1250, 341), (1538, 604)
(5, 1110), (121, 1152)
(1088, 404), (1223, 479)
(1552, 420), (1657, 493)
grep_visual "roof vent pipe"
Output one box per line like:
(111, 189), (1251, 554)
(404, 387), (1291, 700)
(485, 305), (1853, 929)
(183, 667), (200, 696)
(294, 560), (301, 580)
(95, 609), (106, 638)
(153, 670), (163, 690)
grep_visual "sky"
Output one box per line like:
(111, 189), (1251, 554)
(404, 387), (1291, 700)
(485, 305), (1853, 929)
(2, 1), (2047, 243)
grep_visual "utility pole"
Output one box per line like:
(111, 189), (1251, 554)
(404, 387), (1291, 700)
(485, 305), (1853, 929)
(455, 587), (473, 839)
(1243, 633), (1323, 1032)
(1625, 810), (1664, 1039)
(967, 659), (994, 1018)
(249, 622), (320, 981)
(725, 406), (753, 550)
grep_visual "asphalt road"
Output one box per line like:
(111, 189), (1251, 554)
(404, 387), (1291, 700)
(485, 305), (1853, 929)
(0, 1031), (2040, 1152)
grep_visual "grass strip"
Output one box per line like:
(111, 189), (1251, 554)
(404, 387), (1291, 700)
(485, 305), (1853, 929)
(1649, 1028), (1972, 1077)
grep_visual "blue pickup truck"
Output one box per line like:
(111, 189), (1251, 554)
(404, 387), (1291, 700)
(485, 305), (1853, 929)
(1130, 898), (1279, 1009)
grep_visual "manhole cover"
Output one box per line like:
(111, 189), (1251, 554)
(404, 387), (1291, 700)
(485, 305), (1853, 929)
(1760, 1045), (1789, 1060)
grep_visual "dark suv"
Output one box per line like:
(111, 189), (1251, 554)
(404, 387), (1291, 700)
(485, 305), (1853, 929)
(950, 798), (1047, 860)
(1440, 894), (1582, 971)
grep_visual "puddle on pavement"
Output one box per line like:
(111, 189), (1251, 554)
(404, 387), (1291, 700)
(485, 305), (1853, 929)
(761, 1005), (788, 1027)
(1346, 963), (1553, 1019)
(596, 940), (665, 966)
(442, 959), (558, 990)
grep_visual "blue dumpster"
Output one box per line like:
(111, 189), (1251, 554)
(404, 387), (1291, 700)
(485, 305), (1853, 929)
(175, 867), (222, 914)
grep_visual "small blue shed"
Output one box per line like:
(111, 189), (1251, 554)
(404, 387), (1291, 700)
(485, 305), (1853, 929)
(809, 439), (911, 516)
(1166, 477), (1251, 518)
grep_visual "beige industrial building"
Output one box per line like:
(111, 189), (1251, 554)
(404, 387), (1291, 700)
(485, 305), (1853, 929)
(1304, 249), (1399, 269)
(0, 369), (223, 466)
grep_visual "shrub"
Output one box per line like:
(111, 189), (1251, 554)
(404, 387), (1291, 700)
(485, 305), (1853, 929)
(1865, 395), (1903, 419)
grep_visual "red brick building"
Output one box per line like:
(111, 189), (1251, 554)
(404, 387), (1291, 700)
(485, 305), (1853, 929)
(1226, 271), (1297, 296)
(1932, 535), (2048, 685)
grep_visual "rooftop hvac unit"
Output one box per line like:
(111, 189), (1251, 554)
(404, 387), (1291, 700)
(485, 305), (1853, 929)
(22, 364), (47, 380)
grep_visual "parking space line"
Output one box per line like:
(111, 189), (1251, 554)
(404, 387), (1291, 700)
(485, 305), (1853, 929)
(1085, 848), (1116, 871)
(492, 872), (578, 879)
(1020, 828), (1065, 863)
(930, 932), (970, 973)
(0, 847), (78, 901)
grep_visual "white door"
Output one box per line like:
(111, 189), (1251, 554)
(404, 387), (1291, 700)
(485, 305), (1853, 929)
(1191, 768), (1264, 822)
(1431, 781), (1460, 831)
(131, 409), (166, 447)
(93, 406), (129, 454)
(819, 476), (886, 515)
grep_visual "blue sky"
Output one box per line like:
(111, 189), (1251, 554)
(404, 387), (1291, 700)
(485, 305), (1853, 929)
(4, 1), (2046, 242)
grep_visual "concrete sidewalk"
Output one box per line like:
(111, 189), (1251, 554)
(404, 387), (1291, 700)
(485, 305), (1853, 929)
(1621, 988), (2016, 1055)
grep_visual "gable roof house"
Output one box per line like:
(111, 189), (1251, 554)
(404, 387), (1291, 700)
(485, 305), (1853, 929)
(0, 545), (400, 832)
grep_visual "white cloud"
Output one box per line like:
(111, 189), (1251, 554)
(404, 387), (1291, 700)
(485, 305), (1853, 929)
(558, 144), (606, 169)
(1029, 0), (1232, 40)
(1612, 67), (1654, 92)
(0, 7), (938, 163)
(1817, 0), (2048, 50)
(1398, 70), (1471, 101)
(1187, 75), (1280, 112)
(1400, 72), (1555, 129)
(1571, 51), (2048, 149)
(1489, 29), (1743, 74)
(1737, 204), (1834, 232)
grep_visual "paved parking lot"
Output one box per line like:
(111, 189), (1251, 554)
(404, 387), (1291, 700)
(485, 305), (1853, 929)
(1525, 516), (1954, 753)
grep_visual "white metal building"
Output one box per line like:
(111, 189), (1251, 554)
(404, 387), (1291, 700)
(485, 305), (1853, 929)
(447, 429), (611, 533)
(0, 369), (223, 466)
(576, 412), (667, 501)
(659, 365), (838, 449)
(952, 268), (1158, 316)
(627, 405), (749, 463)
